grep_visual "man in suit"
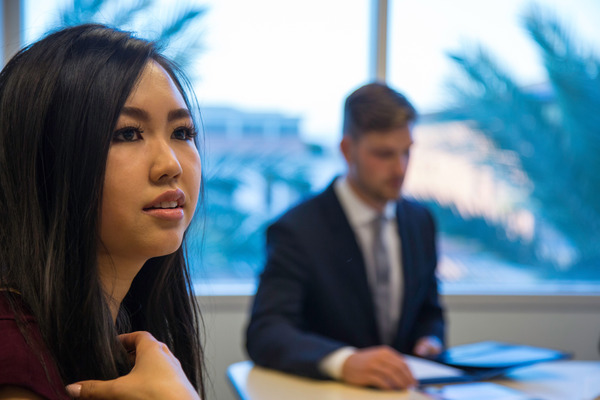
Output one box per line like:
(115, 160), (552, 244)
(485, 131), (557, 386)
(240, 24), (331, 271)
(246, 82), (445, 390)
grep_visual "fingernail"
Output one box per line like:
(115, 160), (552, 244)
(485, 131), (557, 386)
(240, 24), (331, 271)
(65, 384), (82, 397)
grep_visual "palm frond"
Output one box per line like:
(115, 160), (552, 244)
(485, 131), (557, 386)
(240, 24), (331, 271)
(55, 0), (207, 74)
(157, 7), (207, 44)
(60, 0), (106, 25)
(442, 5), (600, 270)
(523, 5), (600, 238)
(524, 5), (600, 176)
(109, 0), (155, 27)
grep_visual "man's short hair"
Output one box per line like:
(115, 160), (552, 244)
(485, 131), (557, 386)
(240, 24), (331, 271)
(342, 82), (417, 139)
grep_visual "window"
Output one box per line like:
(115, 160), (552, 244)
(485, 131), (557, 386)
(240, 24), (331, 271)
(191, 0), (369, 291)
(389, 0), (600, 293)
(17, 0), (600, 294)
(20, 0), (369, 292)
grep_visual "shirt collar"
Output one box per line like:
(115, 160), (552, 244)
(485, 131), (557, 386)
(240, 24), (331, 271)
(334, 177), (396, 228)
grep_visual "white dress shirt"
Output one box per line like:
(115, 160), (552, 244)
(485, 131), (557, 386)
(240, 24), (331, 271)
(318, 177), (403, 379)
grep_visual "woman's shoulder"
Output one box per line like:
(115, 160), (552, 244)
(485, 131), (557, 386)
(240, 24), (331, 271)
(0, 291), (70, 400)
(0, 290), (33, 319)
(0, 385), (46, 400)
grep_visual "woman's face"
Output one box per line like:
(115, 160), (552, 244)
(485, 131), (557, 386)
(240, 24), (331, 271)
(98, 61), (201, 269)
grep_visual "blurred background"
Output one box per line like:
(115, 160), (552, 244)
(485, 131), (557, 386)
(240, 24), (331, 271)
(18, 0), (598, 295)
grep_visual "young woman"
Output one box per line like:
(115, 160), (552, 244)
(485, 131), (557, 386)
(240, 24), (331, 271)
(0, 24), (205, 399)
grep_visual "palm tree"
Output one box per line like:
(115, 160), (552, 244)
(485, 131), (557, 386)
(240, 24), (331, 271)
(55, 0), (206, 74)
(435, 4), (600, 278)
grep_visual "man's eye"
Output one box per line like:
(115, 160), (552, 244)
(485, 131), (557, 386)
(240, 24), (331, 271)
(113, 127), (143, 142)
(373, 150), (395, 159)
(172, 126), (197, 141)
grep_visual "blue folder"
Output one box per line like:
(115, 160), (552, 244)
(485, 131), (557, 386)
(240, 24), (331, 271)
(418, 341), (571, 385)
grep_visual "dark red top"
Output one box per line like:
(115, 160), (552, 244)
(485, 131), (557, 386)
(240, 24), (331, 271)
(0, 292), (71, 399)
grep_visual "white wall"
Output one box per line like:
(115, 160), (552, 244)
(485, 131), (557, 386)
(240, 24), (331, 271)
(198, 294), (600, 400)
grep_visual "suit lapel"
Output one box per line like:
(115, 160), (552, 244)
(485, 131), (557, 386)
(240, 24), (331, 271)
(318, 181), (379, 339)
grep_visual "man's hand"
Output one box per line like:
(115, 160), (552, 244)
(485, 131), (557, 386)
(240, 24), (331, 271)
(340, 346), (416, 390)
(413, 336), (443, 358)
(65, 332), (200, 400)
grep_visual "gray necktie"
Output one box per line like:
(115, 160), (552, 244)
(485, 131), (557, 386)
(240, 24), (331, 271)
(372, 214), (393, 345)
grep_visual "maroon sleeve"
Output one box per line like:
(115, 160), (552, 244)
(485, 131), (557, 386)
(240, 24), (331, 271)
(0, 295), (71, 400)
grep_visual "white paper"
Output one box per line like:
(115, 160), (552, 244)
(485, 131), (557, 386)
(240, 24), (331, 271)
(422, 382), (533, 400)
(404, 354), (466, 381)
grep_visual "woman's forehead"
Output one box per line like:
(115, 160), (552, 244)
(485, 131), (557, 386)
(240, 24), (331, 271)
(123, 61), (187, 110)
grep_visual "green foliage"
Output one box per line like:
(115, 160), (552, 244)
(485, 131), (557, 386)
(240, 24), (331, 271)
(438, 4), (600, 276)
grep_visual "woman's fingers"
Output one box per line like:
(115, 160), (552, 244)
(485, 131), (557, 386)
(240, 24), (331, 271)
(65, 331), (200, 400)
(117, 331), (149, 352)
(66, 380), (117, 400)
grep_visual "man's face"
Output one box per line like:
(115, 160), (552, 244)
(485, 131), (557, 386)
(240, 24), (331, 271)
(341, 126), (413, 210)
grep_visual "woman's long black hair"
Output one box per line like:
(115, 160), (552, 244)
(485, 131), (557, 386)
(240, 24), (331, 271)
(0, 24), (205, 396)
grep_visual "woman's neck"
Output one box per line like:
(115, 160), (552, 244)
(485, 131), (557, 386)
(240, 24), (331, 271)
(97, 254), (145, 323)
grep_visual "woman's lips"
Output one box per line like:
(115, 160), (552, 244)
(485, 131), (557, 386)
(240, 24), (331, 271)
(144, 188), (186, 209)
(143, 207), (184, 220)
(143, 188), (186, 220)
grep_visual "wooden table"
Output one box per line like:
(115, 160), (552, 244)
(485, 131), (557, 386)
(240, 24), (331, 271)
(228, 360), (600, 400)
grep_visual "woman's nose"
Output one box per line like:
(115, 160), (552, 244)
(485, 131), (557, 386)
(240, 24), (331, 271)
(150, 140), (182, 183)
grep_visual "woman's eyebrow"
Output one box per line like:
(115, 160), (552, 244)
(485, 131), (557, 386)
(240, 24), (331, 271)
(119, 107), (190, 122)
(168, 108), (190, 122)
(121, 106), (149, 121)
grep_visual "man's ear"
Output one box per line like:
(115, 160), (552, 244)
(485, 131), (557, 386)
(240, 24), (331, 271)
(340, 136), (354, 164)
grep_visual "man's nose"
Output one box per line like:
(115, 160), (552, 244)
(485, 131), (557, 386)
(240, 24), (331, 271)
(393, 154), (409, 175)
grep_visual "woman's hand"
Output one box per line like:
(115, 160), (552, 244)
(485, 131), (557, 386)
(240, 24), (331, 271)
(65, 331), (200, 400)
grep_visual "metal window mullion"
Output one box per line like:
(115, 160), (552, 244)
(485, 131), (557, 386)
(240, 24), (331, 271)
(2, 0), (23, 66)
(370, 0), (388, 82)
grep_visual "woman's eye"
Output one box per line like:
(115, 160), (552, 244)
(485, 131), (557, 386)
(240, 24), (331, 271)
(113, 127), (143, 142)
(172, 126), (197, 141)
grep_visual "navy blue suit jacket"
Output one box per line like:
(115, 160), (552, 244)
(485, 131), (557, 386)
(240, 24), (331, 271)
(246, 180), (445, 379)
